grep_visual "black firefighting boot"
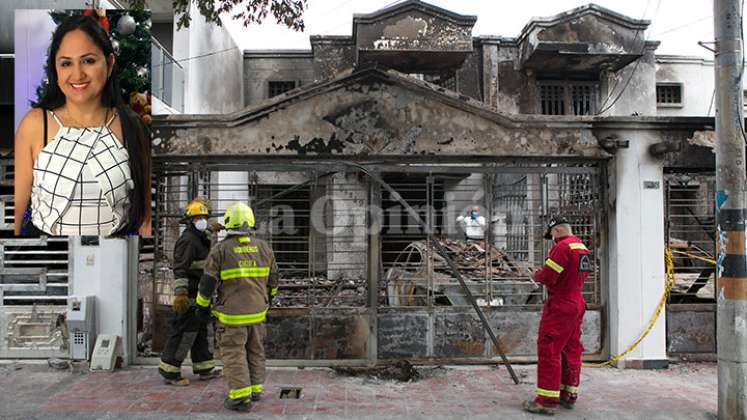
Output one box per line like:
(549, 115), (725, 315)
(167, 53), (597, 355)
(522, 399), (556, 415)
(224, 397), (252, 412)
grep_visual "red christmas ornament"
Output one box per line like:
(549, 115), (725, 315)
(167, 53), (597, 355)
(83, 8), (109, 34)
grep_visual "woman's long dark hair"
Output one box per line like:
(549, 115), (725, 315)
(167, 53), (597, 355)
(35, 14), (150, 236)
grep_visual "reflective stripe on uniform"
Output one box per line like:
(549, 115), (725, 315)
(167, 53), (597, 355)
(536, 388), (560, 398)
(211, 309), (268, 325)
(174, 277), (189, 290)
(545, 258), (564, 273)
(233, 246), (258, 253)
(220, 267), (270, 280)
(270, 287), (278, 297)
(159, 360), (181, 373)
(196, 292), (211, 307)
(568, 243), (588, 251)
(560, 384), (579, 393)
(238, 237), (251, 243)
(193, 360), (215, 371)
(251, 384), (264, 394)
(228, 386), (253, 400)
(190, 259), (206, 270)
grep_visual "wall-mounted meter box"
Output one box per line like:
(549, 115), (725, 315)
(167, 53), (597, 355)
(90, 334), (119, 371)
(67, 296), (96, 360)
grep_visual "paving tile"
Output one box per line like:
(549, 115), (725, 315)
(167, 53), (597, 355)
(127, 401), (164, 412)
(158, 401), (192, 413)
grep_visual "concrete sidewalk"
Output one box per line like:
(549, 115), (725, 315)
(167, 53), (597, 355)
(0, 362), (716, 420)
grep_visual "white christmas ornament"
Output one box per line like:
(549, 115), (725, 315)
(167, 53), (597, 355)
(116, 14), (136, 35)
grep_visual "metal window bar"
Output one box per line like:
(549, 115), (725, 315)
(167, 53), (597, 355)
(571, 84), (597, 116)
(151, 163), (604, 312)
(0, 237), (71, 306)
(269, 81), (297, 98)
(657, 85), (682, 104)
(665, 173), (716, 303)
(0, 158), (14, 231)
(539, 84), (565, 115)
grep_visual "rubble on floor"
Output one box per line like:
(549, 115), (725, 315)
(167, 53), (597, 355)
(332, 360), (451, 382)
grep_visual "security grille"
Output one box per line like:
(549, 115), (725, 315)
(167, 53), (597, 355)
(152, 166), (369, 312)
(539, 84), (565, 115)
(665, 173), (716, 303)
(538, 81), (599, 115)
(0, 237), (71, 306)
(269, 81), (297, 98)
(657, 84), (683, 106)
(151, 162), (604, 314)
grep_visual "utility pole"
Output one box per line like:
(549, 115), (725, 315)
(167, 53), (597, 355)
(714, 0), (747, 418)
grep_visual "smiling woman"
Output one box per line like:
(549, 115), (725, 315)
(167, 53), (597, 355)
(14, 13), (151, 237)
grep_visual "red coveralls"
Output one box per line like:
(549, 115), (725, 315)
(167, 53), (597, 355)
(532, 234), (591, 407)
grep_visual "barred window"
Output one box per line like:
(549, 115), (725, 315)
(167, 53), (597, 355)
(269, 81), (297, 98)
(656, 84), (682, 106)
(538, 81), (598, 115)
(539, 84), (565, 115)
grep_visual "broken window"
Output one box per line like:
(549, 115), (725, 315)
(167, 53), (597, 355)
(268, 81), (297, 98)
(656, 84), (682, 106)
(538, 81), (599, 116)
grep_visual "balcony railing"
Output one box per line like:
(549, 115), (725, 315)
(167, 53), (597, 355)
(151, 38), (184, 113)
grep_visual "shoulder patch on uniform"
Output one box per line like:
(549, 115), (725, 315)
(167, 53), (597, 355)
(578, 254), (593, 272)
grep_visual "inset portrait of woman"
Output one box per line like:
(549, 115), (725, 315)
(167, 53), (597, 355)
(14, 11), (152, 237)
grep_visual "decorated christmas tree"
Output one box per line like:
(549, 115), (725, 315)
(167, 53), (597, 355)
(35, 8), (152, 125)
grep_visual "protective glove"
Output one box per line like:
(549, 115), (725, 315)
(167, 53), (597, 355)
(172, 292), (190, 315)
(195, 305), (212, 323)
(207, 220), (224, 234)
(268, 291), (274, 308)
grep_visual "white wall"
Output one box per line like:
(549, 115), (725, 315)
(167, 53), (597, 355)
(172, 4), (243, 115)
(655, 57), (716, 117)
(70, 237), (131, 365)
(607, 129), (667, 366)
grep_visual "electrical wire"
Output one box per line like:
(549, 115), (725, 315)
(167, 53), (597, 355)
(595, 0), (662, 115)
(151, 47), (239, 68)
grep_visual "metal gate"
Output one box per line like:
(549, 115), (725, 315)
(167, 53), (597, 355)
(0, 237), (71, 358)
(146, 159), (606, 363)
(664, 172), (717, 355)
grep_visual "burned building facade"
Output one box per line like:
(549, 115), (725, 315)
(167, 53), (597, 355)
(147, 1), (719, 366)
(0, 1), (715, 366)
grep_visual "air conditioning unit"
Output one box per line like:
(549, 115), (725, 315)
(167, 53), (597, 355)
(67, 296), (96, 360)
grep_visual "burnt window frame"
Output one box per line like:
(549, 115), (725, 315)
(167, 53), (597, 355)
(656, 83), (684, 108)
(268, 80), (298, 98)
(536, 80), (600, 116)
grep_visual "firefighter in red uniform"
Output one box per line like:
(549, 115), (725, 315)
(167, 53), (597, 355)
(523, 216), (592, 415)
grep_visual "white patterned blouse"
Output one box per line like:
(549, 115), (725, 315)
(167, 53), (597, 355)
(31, 110), (134, 236)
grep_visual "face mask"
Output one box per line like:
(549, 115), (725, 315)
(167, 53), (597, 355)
(470, 211), (478, 220)
(194, 219), (208, 231)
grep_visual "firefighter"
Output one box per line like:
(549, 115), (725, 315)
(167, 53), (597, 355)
(195, 202), (279, 412)
(523, 216), (592, 415)
(159, 198), (222, 385)
(456, 205), (486, 240)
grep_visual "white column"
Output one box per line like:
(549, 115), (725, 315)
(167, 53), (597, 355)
(71, 237), (130, 364)
(607, 129), (668, 367)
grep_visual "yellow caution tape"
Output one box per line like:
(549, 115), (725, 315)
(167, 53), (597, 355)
(669, 250), (717, 266)
(582, 248), (678, 368)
